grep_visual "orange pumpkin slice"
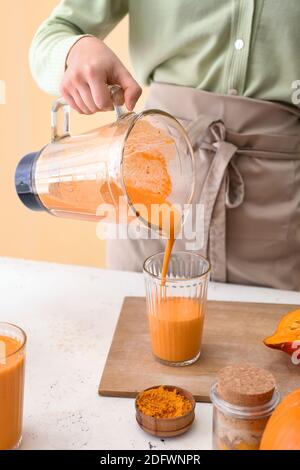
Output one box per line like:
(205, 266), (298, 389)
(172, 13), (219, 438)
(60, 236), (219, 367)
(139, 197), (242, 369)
(264, 308), (300, 356)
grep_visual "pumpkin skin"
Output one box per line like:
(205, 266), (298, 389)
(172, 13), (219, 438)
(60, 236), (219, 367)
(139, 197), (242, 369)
(264, 308), (300, 357)
(260, 389), (300, 450)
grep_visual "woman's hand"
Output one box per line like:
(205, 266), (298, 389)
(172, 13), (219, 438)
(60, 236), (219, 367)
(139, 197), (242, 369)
(60, 36), (142, 114)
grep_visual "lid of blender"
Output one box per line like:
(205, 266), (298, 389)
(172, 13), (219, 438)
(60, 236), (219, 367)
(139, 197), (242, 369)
(15, 152), (45, 211)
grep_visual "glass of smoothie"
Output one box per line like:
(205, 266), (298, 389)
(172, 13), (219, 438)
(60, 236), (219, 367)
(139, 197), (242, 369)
(143, 251), (210, 366)
(0, 323), (26, 449)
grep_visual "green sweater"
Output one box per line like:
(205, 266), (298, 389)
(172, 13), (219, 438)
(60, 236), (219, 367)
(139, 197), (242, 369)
(30, 0), (300, 104)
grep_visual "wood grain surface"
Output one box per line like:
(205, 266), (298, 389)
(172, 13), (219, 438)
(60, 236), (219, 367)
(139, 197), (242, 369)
(99, 297), (300, 402)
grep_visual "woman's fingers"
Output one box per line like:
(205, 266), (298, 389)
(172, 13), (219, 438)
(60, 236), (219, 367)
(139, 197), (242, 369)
(60, 64), (141, 114)
(61, 77), (114, 114)
(61, 37), (142, 114)
(60, 74), (91, 114)
(71, 88), (93, 114)
(117, 68), (142, 111)
(77, 82), (99, 113)
(60, 89), (83, 114)
(88, 74), (114, 111)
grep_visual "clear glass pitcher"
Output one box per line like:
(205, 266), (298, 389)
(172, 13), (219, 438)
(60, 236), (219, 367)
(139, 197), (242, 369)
(15, 86), (195, 236)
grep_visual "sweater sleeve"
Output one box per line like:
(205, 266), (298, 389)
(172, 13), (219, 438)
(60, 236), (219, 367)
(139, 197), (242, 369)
(29, 0), (129, 96)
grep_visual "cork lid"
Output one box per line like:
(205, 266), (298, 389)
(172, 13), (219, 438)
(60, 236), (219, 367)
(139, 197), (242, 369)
(217, 364), (276, 407)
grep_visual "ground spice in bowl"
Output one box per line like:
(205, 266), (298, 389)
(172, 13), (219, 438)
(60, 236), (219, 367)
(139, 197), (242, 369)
(136, 385), (193, 418)
(135, 385), (195, 437)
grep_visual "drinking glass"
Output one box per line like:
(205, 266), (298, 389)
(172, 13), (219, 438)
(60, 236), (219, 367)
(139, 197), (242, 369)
(143, 251), (210, 366)
(0, 323), (26, 449)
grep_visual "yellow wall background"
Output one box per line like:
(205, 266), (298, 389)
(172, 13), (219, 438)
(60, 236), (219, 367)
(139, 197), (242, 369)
(0, 1), (147, 267)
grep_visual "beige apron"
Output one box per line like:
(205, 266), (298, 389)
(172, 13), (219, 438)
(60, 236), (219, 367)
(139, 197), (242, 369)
(107, 83), (300, 291)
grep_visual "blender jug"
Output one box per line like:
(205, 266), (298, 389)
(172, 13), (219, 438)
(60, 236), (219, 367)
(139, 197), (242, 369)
(15, 86), (195, 236)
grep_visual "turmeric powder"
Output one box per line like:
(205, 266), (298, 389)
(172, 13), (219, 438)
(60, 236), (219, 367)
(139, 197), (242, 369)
(136, 386), (193, 419)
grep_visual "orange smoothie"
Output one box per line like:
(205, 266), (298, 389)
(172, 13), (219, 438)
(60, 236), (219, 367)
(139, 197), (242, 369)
(37, 119), (177, 225)
(161, 233), (176, 286)
(148, 297), (204, 363)
(0, 335), (25, 450)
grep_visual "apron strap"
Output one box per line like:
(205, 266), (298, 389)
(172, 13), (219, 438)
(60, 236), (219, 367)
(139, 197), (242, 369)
(186, 118), (240, 282)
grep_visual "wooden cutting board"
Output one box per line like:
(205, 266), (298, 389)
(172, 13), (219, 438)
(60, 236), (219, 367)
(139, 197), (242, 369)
(99, 297), (300, 402)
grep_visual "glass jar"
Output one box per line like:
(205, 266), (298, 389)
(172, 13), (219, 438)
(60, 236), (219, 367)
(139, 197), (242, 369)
(210, 365), (280, 450)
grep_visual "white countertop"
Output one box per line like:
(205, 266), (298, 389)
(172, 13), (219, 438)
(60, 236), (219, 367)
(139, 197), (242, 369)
(1, 257), (299, 450)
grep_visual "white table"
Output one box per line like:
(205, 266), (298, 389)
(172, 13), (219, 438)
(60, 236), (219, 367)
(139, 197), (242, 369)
(1, 257), (299, 450)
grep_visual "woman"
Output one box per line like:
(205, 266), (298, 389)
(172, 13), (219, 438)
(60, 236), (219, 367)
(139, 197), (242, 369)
(30, 0), (300, 290)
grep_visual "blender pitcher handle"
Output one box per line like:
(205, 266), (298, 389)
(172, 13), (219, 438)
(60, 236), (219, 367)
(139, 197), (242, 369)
(109, 85), (128, 119)
(51, 98), (71, 142)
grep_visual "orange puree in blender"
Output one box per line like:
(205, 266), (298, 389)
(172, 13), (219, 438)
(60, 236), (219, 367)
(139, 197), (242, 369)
(0, 336), (25, 450)
(148, 297), (204, 363)
(38, 119), (176, 229)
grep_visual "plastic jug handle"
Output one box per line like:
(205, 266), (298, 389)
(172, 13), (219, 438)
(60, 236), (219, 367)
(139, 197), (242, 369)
(51, 97), (70, 142)
(108, 84), (128, 119)
(51, 85), (127, 142)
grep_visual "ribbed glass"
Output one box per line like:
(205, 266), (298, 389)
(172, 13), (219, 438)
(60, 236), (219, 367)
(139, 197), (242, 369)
(143, 251), (210, 366)
(0, 322), (26, 450)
